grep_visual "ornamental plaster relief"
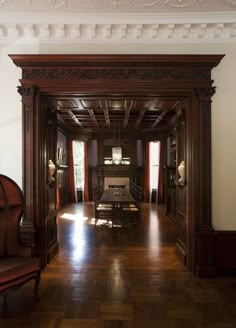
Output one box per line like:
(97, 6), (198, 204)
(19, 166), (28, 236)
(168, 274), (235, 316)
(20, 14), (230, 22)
(130, 0), (205, 8)
(0, 0), (14, 7)
(221, 0), (236, 6)
(0, 0), (236, 11)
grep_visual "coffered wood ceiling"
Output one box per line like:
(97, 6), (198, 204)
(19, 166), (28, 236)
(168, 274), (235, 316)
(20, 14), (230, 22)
(50, 95), (180, 137)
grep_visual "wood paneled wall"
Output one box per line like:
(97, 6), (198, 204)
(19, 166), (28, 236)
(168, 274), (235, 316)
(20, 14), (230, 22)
(46, 107), (58, 263)
(165, 105), (187, 265)
(57, 130), (69, 207)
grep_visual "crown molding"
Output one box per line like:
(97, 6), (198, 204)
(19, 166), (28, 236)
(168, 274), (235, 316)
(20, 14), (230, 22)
(1, 12), (236, 24)
(0, 12), (235, 43)
(0, 0), (236, 12)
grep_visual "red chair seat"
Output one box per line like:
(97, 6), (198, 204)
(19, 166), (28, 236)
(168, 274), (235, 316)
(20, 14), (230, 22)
(0, 257), (40, 285)
(0, 174), (41, 301)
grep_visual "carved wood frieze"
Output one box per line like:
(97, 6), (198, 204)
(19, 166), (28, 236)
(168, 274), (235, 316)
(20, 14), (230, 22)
(22, 68), (210, 80)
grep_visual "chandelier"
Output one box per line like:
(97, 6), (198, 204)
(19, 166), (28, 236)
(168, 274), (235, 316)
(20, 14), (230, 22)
(112, 124), (122, 165)
(112, 146), (122, 165)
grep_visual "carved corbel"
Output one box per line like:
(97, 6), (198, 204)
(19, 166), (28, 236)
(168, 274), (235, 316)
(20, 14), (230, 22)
(195, 87), (216, 102)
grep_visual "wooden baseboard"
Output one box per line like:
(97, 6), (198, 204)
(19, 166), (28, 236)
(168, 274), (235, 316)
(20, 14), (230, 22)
(214, 231), (236, 275)
(195, 228), (216, 278)
(196, 266), (216, 278)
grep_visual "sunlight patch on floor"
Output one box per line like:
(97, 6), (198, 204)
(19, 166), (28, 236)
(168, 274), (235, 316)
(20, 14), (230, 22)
(60, 213), (88, 221)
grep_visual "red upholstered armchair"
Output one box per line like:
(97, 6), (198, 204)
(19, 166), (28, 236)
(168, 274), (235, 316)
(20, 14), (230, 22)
(0, 174), (40, 301)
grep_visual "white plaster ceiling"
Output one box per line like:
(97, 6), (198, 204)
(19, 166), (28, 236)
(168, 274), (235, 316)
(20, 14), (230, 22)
(0, 0), (235, 43)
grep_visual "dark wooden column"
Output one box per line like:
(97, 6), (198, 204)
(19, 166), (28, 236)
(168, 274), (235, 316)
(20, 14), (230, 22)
(18, 86), (37, 222)
(193, 87), (216, 277)
(18, 87), (49, 267)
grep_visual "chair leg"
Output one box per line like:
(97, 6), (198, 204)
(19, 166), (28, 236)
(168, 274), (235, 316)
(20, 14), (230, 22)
(34, 271), (41, 302)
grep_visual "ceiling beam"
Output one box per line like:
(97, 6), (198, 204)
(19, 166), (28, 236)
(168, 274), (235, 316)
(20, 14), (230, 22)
(151, 110), (168, 129)
(87, 109), (99, 128)
(135, 109), (146, 129)
(124, 100), (133, 128)
(101, 100), (111, 128)
(57, 113), (71, 131)
(67, 110), (82, 126)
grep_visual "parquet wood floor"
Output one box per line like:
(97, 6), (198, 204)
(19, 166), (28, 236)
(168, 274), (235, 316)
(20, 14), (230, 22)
(1, 203), (236, 327)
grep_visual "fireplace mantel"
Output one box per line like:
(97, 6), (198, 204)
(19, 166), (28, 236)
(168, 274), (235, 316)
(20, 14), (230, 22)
(89, 165), (144, 199)
(94, 165), (141, 177)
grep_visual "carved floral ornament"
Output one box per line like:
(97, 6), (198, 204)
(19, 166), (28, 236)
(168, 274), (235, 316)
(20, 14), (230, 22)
(0, 0), (14, 6)
(1, 0), (236, 8)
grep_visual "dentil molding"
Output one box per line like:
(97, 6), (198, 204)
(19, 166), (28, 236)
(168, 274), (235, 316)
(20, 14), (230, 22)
(0, 12), (235, 43)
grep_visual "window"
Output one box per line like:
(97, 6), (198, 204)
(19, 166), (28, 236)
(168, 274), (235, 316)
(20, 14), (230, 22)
(150, 141), (160, 190)
(73, 141), (85, 189)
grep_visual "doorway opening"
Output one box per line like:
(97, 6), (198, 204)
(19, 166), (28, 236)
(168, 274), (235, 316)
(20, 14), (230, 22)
(11, 54), (224, 276)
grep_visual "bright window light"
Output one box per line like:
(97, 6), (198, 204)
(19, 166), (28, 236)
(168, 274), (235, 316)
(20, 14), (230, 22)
(73, 141), (85, 189)
(150, 141), (160, 190)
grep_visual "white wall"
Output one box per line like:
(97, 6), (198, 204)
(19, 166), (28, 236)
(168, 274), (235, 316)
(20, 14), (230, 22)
(0, 40), (39, 188)
(0, 41), (235, 229)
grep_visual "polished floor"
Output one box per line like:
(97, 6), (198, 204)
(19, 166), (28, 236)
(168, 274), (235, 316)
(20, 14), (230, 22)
(1, 202), (236, 327)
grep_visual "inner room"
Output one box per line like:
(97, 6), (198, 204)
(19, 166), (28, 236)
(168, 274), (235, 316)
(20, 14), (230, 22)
(55, 94), (183, 258)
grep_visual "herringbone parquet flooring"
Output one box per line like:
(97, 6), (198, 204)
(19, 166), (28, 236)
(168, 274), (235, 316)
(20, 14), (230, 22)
(1, 202), (236, 327)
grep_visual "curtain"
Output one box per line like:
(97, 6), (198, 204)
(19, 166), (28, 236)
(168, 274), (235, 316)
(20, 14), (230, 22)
(83, 142), (89, 202)
(143, 141), (150, 202)
(157, 140), (164, 203)
(68, 139), (76, 203)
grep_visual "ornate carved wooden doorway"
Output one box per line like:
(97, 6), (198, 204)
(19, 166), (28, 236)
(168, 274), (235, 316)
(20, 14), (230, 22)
(10, 54), (223, 277)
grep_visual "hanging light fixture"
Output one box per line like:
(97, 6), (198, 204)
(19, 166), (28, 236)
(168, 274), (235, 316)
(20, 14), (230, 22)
(112, 146), (122, 165)
(112, 123), (122, 165)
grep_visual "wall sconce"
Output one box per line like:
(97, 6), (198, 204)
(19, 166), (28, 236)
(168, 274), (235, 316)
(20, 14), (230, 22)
(112, 146), (122, 165)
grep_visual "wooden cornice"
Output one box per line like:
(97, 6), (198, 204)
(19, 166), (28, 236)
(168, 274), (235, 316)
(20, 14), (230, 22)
(9, 54), (225, 69)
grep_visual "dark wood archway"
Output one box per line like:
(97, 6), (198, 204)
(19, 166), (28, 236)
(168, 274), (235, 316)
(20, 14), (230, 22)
(10, 54), (223, 276)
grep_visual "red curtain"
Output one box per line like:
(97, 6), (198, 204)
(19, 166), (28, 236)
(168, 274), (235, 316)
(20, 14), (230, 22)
(68, 139), (76, 203)
(157, 141), (164, 203)
(83, 142), (89, 202)
(143, 142), (150, 202)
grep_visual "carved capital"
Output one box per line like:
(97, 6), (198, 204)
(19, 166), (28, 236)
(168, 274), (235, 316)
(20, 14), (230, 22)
(17, 86), (37, 97)
(195, 87), (216, 102)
